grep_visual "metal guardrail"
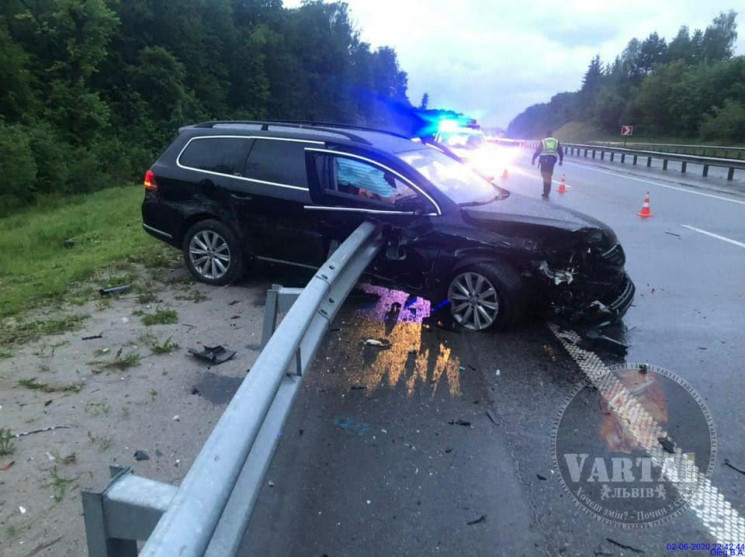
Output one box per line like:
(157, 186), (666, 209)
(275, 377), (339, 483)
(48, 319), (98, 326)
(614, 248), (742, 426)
(564, 143), (745, 181)
(587, 141), (745, 159)
(82, 221), (382, 556)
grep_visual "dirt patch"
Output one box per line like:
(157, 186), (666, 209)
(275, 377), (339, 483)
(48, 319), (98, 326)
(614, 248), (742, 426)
(0, 265), (272, 555)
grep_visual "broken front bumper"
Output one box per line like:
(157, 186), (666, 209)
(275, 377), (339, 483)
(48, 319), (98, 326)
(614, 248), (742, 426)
(607, 273), (635, 318)
(548, 271), (635, 326)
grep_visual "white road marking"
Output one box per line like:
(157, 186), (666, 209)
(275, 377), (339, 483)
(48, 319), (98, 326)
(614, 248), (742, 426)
(681, 225), (745, 249)
(565, 160), (745, 206)
(549, 324), (745, 543)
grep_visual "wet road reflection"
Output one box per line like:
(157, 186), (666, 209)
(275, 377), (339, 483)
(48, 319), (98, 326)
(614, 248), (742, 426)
(336, 285), (462, 397)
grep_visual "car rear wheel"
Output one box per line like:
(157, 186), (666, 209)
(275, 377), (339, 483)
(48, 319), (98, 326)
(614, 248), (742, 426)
(182, 219), (244, 285)
(447, 261), (525, 331)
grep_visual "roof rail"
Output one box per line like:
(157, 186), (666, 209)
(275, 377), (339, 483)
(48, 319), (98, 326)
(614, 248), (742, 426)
(189, 120), (414, 144)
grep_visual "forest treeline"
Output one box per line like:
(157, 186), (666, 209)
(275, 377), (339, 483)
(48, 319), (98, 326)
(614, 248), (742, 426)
(506, 11), (745, 143)
(0, 0), (414, 212)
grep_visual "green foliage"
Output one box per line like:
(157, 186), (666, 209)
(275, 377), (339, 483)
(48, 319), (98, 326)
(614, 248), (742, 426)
(2, 315), (88, 346)
(0, 123), (37, 211)
(701, 99), (745, 142)
(507, 11), (743, 143)
(142, 308), (179, 326)
(0, 186), (160, 319)
(0, 429), (15, 456)
(1, 0), (412, 210)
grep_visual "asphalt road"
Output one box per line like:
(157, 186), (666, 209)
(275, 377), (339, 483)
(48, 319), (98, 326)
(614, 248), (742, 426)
(239, 150), (745, 556)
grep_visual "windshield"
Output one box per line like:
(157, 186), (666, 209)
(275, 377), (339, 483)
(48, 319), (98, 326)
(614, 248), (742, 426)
(435, 131), (485, 150)
(398, 147), (504, 205)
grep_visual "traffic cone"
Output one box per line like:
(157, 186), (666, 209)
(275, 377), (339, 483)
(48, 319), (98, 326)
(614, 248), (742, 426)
(558, 174), (567, 194)
(501, 168), (509, 180)
(638, 191), (652, 218)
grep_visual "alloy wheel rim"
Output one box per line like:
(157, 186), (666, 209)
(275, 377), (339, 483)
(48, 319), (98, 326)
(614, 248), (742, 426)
(189, 230), (231, 280)
(447, 272), (500, 331)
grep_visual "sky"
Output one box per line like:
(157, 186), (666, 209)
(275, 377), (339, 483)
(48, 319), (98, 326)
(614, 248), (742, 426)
(283, 1), (744, 128)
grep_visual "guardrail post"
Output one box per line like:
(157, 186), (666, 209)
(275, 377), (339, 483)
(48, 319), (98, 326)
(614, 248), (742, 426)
(82, 467), (176, 557)
(703, 164), (709, 177)
(600, 151), (605, 161)
(592, 150), (596, 159)
(681, 161), (687, 173)
(633, 155), (638, 165)
(584, 148), (588, 157)
(663, 159), (668, 171)
(647, 157), (652, 168)
(728, 168), (735, 181)
(620, 153), (625, 163)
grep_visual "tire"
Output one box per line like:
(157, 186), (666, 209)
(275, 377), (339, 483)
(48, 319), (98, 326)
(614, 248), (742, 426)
(446, 260), (526, 331)
(182, 219), (245, 286)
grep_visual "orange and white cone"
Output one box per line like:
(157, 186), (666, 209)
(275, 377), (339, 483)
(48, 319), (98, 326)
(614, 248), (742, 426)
(501, 168), (509, 180)
(638, 191), (652, 218)
(558, 174), (567, 194)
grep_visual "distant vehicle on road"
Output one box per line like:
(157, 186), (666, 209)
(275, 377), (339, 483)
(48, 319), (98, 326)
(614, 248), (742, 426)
(142, 121), (634, 330)
(434, 121), (513, 181)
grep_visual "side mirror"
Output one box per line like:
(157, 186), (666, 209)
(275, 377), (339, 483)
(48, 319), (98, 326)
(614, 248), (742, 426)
(395, 196), (430, 215)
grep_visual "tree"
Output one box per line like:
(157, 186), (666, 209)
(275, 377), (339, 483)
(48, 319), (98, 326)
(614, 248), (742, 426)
(621, 38), (644, 84)
(702, 10), (738, 61)
(700, 99), (745, 141)
(668, 26), (694, 64)
(581, 55), (603, 94)
(419, 93), (429, 110)
(638, 32), (668, 74)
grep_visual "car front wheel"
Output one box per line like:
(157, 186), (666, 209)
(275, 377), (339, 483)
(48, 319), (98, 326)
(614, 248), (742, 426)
(182, 219), (244, 285)
(447, 261), (524, 331)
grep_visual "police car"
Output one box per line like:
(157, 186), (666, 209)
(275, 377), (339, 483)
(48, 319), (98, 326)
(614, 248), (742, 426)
(433, 120), (513, 181)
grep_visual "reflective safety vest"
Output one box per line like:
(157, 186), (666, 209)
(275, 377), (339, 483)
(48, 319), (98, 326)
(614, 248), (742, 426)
(540, 137), (559, 157)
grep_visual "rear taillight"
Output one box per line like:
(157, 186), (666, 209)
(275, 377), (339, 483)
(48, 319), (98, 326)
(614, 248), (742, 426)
(144, 170), (157, 191)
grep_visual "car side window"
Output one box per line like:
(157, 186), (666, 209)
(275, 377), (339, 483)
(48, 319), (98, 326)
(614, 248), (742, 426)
(246, 139), (312, 188)
(332, 157), (419, 206)
(179, 138), (251, 176)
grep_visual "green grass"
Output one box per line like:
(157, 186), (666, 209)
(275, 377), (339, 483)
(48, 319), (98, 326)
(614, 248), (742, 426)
(142, 308), (178, 326)
(0, 429), (15, 456)
(0, 314), (88, 347)
(17, 377), (84, 393)
(553, 121), (745, 150)
(175, 289), (209, 303)
(48, 466), (79, 502)
(0, 185), (176, 319)
(141, 335), (180, 355)
(96, 352), (142, 371)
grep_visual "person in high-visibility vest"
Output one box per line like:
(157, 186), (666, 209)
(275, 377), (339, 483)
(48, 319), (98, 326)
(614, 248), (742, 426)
(531, 131), (564, 198)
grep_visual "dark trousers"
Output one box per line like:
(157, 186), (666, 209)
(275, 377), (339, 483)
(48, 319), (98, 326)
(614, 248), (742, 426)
(539, 156), (557, 196)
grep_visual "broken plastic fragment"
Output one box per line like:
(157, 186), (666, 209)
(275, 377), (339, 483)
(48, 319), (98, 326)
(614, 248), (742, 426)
(361, 338), (392, 348)
(188, 345), (236, 364)
(448, 419), (471, 427)
(100, 285), (131, 297)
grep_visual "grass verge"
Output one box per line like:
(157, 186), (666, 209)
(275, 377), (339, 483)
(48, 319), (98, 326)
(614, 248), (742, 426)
(0, 185), (177, 320)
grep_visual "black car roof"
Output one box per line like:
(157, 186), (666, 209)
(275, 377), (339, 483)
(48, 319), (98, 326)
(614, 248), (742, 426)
(180, 121), (427, 154)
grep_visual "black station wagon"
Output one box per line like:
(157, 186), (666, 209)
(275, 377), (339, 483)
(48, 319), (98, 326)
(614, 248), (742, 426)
(142, 121), (634, 331)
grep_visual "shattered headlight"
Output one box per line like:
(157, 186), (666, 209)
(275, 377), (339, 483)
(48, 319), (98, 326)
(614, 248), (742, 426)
(537, 261), (575, 285)
(583, 228), (605, 246)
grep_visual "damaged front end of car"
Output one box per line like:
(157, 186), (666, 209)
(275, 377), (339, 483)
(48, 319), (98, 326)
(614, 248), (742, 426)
(533, 232), (635, 326)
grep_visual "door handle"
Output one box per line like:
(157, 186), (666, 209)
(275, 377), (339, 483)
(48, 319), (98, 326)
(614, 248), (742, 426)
(231, 193), (252, 201)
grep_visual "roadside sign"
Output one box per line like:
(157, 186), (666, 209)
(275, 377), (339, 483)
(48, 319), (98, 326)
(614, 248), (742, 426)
(621, 125), (634, 136)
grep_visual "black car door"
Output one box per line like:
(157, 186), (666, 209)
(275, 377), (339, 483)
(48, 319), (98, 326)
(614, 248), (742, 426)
(304, 147), (442, 291)
(234, 137), (328, 268)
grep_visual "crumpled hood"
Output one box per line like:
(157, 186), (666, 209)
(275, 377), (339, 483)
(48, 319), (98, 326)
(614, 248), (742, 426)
(461, 191), (617, 244)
